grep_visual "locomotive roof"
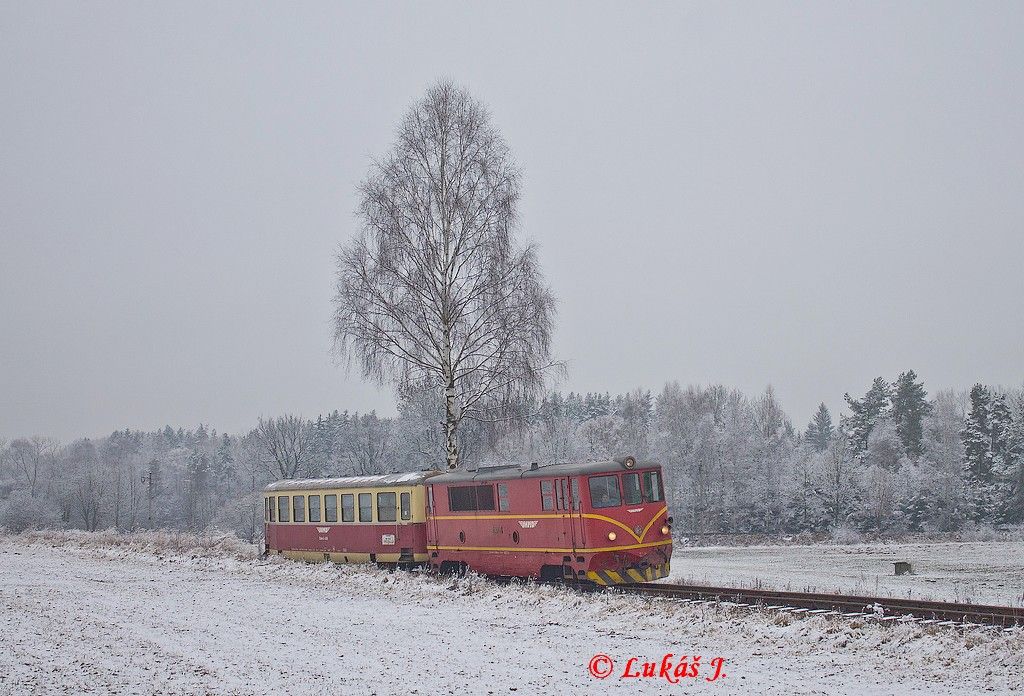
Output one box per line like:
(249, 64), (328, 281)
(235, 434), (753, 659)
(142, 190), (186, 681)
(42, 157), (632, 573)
(430, 458), (657, 483)
(263, 471), (440, 492)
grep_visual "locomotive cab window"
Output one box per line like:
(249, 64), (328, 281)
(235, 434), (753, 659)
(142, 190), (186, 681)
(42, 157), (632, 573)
(278, 496), (289, 523)
(642, 470), (664, 502)
(308, 494), (321, 523)
(325, 494), (338, 523)
(400, 492), (411, 520)
(342, 494), (355, 522)
(292, 495), (306, 523)
(588, 475), (621, 509)
(497, 483), (510, 511)
(377, 492), (397, 522)
(358, 493), (372, 522)
(623, 473), (643, 505)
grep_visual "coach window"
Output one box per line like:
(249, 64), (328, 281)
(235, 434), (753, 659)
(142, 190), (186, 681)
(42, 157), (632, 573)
(642, 470), (664, 503)
(400, 492), (411, 520)
(377, 492), (397, 522)
(341, 494), (355, 522)
(264, 497), (270, 522)
(622, 473), (643, 505)
(358, 493), (372, 522)
(588, 475), (621, 509)
(278, 495), (290, 523)
(269, 496), (276, 522)
(308, 494), (321, 523)
(293, 495), (306, 523)
(497, 483), (510, 512)
(325, 494), (338, 523)
(540, 480), (554, 511)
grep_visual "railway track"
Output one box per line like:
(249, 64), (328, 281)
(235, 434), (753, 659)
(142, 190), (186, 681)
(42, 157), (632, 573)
(598, 582), (1024, 629)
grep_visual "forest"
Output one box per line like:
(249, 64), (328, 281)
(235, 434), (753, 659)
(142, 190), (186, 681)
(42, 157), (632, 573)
(1, 371), (1021, 542)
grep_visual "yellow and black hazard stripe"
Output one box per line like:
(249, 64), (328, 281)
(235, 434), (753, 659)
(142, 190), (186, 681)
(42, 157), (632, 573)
(585, 562), (670, 585)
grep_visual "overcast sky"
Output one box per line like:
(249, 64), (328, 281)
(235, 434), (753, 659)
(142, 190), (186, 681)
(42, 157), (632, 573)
(2, 2), (1022, 441)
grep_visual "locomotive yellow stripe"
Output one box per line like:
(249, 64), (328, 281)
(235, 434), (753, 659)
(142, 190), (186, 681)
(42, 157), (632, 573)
(426, 539), (672, 554)
(587, 571), (608, 585)
(627, 568), (645, 582)
(431, 508), (669, 544)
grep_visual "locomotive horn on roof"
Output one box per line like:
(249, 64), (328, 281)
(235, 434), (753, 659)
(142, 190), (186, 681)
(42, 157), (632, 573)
(617, 455), (637, 469)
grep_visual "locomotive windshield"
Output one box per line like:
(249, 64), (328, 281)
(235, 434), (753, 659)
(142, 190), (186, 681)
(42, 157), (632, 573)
(642, 470), (664, 502)
(591, 470), (665, 508)
(623, 473), (643, 504)
(588, 475), (622, 508)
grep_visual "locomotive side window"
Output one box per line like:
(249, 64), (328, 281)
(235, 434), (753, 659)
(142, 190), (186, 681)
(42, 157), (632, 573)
(278, 496), (290, 523)
(400, 492), (411, 520)
(308, 494), (321, 523)
(476, 485), (495, 511)
(570, 479), (581, 511)
(293, 495), (306, 523)
(325, 494), (338, 523)
(497, 483), (510, 511)
(377, 492), (397, 522)
(358, 493), (372, 522)
(449, 485), (497, 512)
(642, 470), (664, 502)
(540, 481), (554, 511)
(622, 473), (643, 505)
(588, 475), (621, 509)
(449, 486), (475, 512)
(341, 494), (355, 522)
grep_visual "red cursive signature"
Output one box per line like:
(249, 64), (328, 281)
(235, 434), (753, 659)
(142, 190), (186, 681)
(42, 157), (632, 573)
(588, 653), (727, 683)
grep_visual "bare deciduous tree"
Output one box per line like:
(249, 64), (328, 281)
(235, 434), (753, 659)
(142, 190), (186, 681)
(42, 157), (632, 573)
(254, 415), (310, 479)
(333, 81), (558, 469)
(7, 436), (56, 497)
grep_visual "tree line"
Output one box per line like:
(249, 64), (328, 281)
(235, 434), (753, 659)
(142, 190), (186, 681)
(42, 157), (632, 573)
(2, 371), (1021, 541)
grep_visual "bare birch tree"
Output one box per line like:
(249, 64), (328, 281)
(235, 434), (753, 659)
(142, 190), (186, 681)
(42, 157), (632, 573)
(333, 81), (557, 469)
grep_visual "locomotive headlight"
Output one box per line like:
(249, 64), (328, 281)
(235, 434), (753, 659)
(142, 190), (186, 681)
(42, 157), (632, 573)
(607, 532), (617, 541)
(661, 525), (670, 535)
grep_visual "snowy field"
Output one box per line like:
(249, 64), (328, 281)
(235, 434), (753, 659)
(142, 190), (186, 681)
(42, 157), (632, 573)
(669, 541), (1024, 606)
(1, 532), (1022, 696)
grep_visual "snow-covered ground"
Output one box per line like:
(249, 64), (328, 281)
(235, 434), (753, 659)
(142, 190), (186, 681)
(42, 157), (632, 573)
(2, 532), (1022, 695)
(670, 541), (1024, 606)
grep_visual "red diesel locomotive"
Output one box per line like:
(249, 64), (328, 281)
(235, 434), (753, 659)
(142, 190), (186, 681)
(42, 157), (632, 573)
(263, 457), (672, 585)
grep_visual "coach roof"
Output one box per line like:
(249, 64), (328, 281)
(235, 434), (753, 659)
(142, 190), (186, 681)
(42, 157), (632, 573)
(263, 471), (441, 492)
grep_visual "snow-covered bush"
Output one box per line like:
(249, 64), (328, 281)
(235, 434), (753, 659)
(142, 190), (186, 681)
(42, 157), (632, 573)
(11, 528), (259, 560)
(0, 489), (62, 533)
